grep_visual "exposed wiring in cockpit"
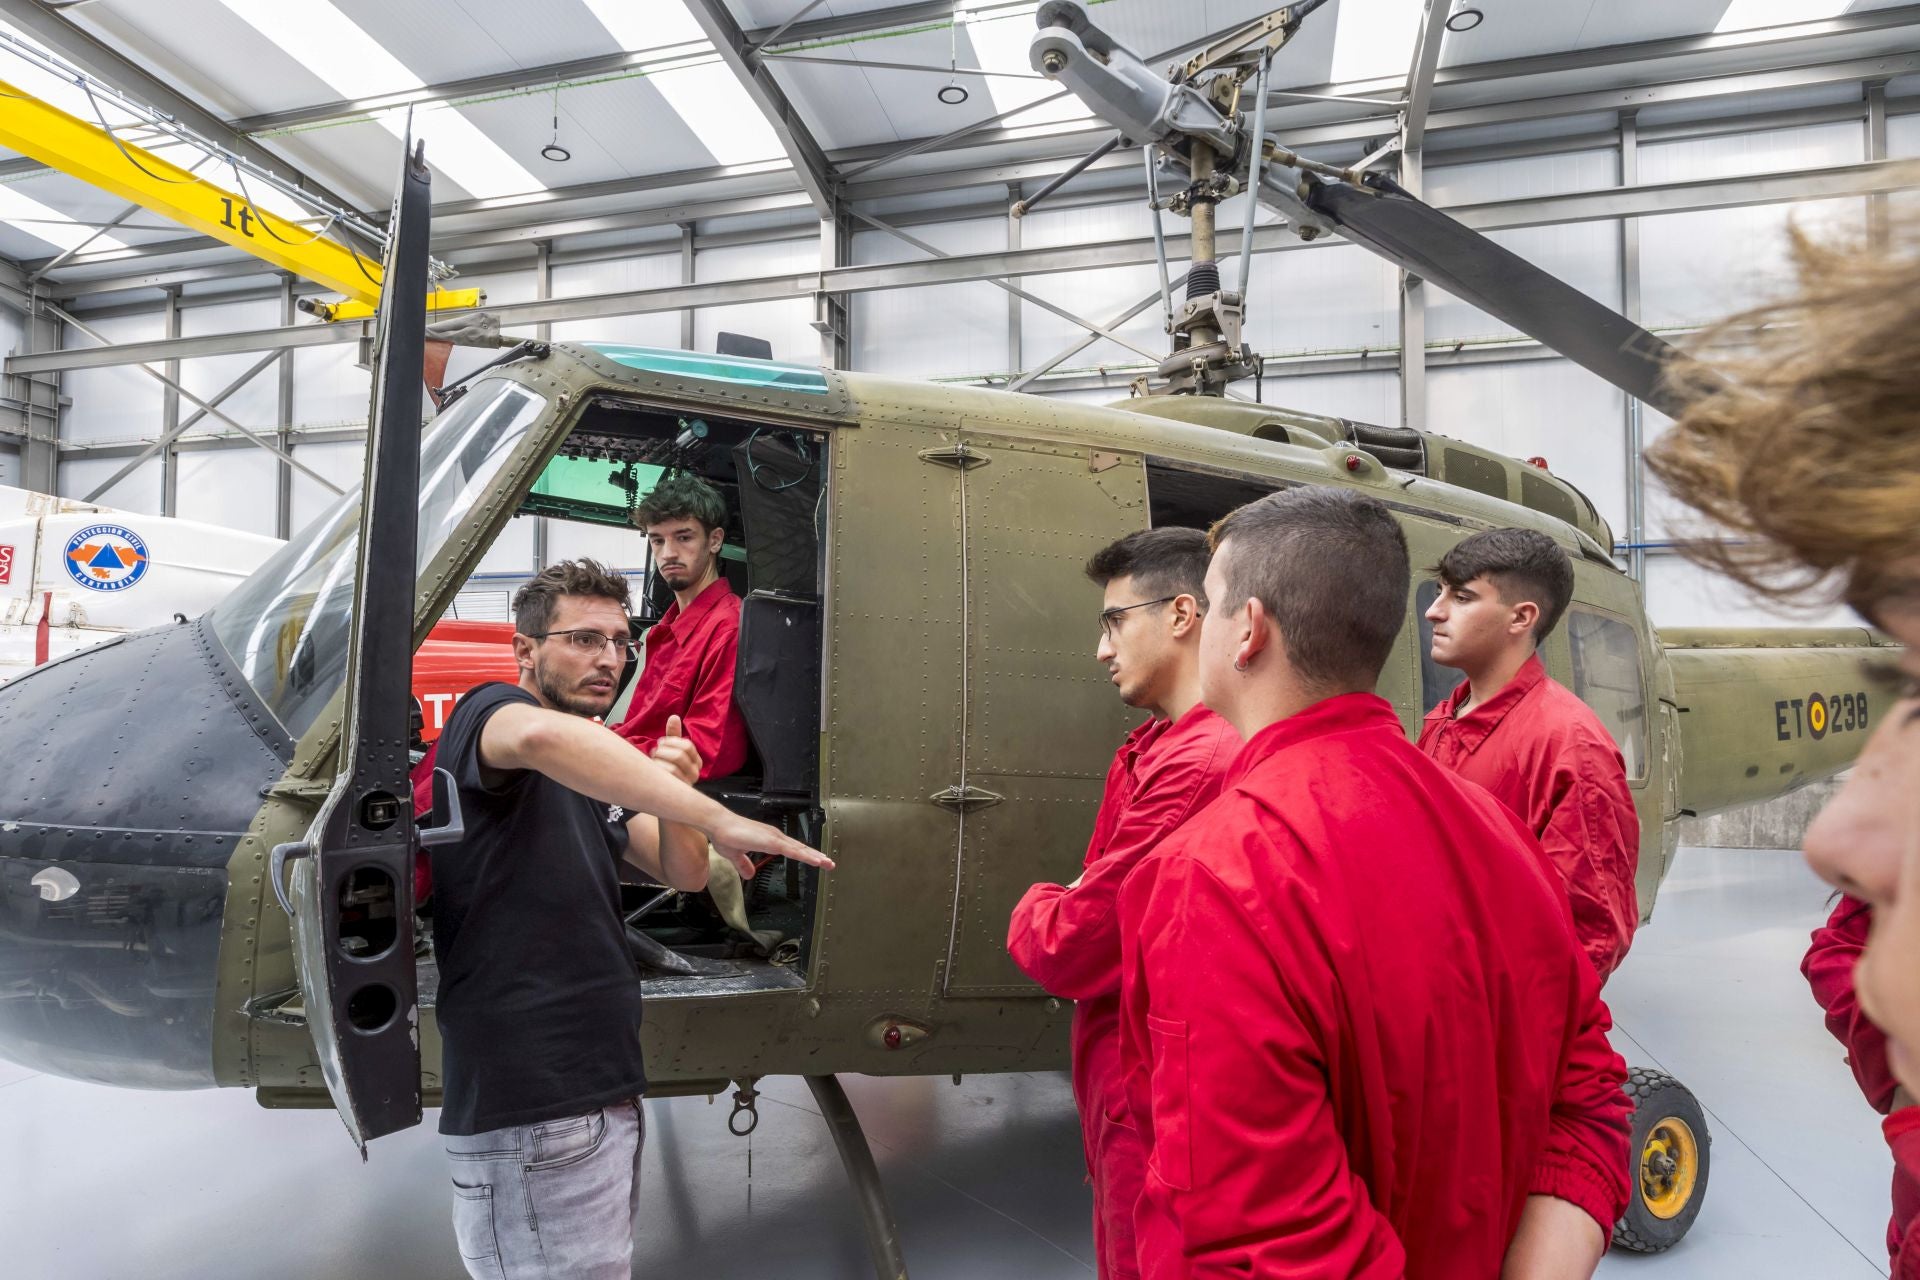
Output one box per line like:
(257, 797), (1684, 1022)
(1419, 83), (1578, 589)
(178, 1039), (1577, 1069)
(744, 427), (815, 492)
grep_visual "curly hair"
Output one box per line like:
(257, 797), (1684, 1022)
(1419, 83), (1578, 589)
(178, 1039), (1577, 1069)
(1645, 217), (1920, 622)
(512, 558), (632, 637)
(633, 471), (727, 534)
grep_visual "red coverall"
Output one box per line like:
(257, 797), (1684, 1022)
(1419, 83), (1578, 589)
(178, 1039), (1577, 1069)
(1007, 704), (1238, 1280)
(1417, 653), (1641, 980)
(1804, 896), (1920, 1267)
(616, 577), (750, 780)
(1119, 693), (1632, 1279)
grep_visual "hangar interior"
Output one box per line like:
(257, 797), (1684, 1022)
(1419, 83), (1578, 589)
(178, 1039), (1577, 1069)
(0, 1), (1913, 1277)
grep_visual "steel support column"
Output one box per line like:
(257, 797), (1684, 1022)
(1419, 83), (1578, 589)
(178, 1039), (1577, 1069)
(1398, 153), (1426, 432)
(276, 277), (294, 539)
(533, 239), (552, 571)
(1620, 113), (1646, 583)
(15, 286), (59, 492)
(1006, 184), (1023, 377)
(159, 286), (180, 515)
(815, 209), (853, 370)
(1868, 82), (1891, 248)
(679, 223), (696, 352)
(1396, 0), (1450, 432)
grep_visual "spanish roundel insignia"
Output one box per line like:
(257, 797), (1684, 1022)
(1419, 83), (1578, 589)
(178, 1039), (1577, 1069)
(63, 523), (150, 593)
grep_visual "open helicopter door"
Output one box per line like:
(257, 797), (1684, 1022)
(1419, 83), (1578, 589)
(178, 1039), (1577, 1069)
(272, 140), (436, 1152)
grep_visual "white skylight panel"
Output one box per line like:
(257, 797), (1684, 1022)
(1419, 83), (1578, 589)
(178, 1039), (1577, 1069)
(1714, 0), (1852, 32)
(213, 0), (544, 200)
(583, 0), (704, 49)
(214, 0), (416, 101)
(580, 0), (784, 166)
(0, 184), (125, 254)
(962, 3), (1086, 126)
(1328, 0), (1425, 84)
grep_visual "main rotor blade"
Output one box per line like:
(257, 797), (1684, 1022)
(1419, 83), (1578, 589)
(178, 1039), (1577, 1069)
(1299, 173), (1689, 418)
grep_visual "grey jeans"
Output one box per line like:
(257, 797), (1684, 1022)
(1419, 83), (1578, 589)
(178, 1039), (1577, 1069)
(444, 1099), (646, 1279)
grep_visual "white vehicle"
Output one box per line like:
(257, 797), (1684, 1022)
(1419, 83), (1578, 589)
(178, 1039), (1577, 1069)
(0, 486), (281, 684)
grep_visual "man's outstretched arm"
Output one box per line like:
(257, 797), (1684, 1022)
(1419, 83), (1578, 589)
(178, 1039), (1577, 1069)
(481, 701), (831, 871)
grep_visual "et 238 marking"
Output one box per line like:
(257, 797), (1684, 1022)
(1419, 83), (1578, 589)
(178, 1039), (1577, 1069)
(1775, 690), (1869, 742)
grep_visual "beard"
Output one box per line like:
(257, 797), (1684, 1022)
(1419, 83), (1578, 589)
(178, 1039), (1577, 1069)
(535, 659), (616, 719)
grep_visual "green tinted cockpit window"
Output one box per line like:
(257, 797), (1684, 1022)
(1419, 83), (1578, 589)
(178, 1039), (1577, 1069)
(580, 343), (829, 395)
(521, 457), (664, 527)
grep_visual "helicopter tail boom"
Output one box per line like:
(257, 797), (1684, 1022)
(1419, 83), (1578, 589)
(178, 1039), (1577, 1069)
(1661, 626), (1893, 818)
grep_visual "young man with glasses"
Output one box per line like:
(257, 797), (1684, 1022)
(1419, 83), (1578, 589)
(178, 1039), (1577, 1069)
(1008, 528), (1238, 1280)
(615, 473), (751, 780)
(432, 558), (832, 1279)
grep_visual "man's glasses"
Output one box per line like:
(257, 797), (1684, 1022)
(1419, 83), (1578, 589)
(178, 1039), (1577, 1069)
(534, 629), (639, 662)
(1098, 596), (1178, 640)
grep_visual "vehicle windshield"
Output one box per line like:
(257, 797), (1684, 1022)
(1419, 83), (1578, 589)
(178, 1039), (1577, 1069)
(210, 378), (547, 737)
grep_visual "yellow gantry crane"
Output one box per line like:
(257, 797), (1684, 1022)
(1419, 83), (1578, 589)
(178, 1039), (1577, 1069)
(0, 74), (481, 320)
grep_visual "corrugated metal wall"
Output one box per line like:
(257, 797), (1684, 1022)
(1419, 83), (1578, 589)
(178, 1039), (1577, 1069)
(40, 115), (1893, 631)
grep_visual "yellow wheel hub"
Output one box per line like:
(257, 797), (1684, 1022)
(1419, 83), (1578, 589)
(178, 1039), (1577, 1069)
(1638, 1116), (1699, 1220)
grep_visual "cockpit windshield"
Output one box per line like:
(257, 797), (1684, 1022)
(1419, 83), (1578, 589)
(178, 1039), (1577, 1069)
(210, 378), (548, 738)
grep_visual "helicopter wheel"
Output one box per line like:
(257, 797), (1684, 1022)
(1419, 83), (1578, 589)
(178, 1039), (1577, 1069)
(1612, 1068), (1711, 1253)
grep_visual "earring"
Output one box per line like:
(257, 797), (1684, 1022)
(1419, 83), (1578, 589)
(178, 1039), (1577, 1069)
(1234, 656), (1249, 672)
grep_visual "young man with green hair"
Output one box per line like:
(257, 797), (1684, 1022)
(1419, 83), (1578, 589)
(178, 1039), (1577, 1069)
(615, 472), (751, 779)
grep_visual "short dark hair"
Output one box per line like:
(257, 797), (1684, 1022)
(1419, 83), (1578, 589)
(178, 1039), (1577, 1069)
(1209, 486), (1409, 692)
(1086, 527), (1211, 608)
(512, 558), (632, 638)
(1433, 527), (1575, 643)
(634, 472), (727, 534)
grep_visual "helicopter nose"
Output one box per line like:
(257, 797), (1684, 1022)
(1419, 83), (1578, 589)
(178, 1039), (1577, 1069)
(0, 617), (293, 1088)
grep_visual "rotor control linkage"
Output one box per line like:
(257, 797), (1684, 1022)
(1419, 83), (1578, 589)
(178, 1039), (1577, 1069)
(1033, 1), (1309, 397)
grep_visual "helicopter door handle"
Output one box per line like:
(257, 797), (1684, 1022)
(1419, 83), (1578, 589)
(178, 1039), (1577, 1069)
(417, 767), (466, 848)
(929, 784), (1005, 815)
(270, 841), (311, 917)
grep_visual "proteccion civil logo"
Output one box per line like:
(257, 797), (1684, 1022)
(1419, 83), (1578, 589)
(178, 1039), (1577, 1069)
(63, 524), (150, 593)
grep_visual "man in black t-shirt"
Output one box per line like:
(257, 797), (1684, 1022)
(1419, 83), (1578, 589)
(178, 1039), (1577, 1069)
(434, 558), (830, 1280)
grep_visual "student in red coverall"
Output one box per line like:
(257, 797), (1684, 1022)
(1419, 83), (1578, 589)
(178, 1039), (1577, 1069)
(615, 472), (751, 780)
(1118, 486), (1631, 1279)
(1416, 528), (1642, 980)
(1007, 528), (1238, 1280)
(1805, 896), (1920, 1268)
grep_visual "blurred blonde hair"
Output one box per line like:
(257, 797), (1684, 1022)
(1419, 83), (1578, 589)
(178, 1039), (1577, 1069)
(1645, 219), (1920, 621)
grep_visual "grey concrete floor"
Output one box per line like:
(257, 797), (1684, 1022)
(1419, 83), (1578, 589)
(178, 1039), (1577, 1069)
(0, 846), (1896, 1279)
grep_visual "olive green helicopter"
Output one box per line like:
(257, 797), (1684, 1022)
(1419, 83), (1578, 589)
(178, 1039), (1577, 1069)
(0, 3), (1889, 1272)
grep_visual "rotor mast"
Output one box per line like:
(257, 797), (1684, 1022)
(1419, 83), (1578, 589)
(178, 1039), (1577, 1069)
(1030, 1), (1325, 397)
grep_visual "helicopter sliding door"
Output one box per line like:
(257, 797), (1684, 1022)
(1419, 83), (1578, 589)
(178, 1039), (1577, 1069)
(939, 435), (1143, 997)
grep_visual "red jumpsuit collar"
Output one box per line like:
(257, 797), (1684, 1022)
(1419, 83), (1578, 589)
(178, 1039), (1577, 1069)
(1226, 691), (1401, 785)
(1432, 652), (1547, 747)
(656, 574), (733, 633)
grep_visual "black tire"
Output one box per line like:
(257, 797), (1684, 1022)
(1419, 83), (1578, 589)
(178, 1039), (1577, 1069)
(1612, 1068), (1711, 1254)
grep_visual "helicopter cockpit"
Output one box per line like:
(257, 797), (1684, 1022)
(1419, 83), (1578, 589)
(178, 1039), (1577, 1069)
(471, 389), (831, 998)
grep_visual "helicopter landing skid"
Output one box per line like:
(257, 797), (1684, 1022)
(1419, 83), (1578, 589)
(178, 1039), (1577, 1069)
(805, 1074), (910, 1280)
